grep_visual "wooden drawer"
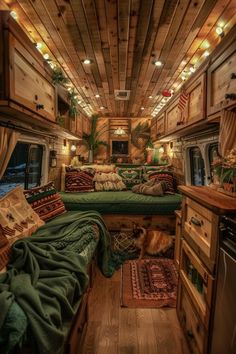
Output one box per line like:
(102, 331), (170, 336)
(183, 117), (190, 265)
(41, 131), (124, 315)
(207, 41), (236, 116)
(183, 197), (218, 272)
(156, 113), (165, 138)
(177, 278), (207, 354)
(180, 240), (214, 328)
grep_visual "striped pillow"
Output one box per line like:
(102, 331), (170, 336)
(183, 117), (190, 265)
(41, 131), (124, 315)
(65, 170), (94, 192)
(24, 182), (66, 222)
(148, 172), (175, 194)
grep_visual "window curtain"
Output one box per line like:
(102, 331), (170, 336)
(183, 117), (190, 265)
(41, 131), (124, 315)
(0, 127), (20, 180)
(219, 110), (236, 157)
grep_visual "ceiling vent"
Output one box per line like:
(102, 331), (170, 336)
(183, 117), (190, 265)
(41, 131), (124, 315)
(114, 90), (130, 100)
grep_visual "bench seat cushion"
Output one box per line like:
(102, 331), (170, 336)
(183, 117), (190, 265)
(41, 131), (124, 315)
(60, 191), (182, 215)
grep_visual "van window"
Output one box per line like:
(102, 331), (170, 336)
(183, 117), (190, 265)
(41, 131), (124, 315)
(0, 142), (43, 190)
(189, 147), (205, 186)
(208, 143), (219, 182)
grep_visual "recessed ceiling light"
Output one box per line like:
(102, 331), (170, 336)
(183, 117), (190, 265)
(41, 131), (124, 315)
(149, 95), (153, 99)
(153, 60), (163, 67)
(100, 106), (105, 110)
(82, 59), (92, 65)
(43, 53), (49, 60)
(141, 107), (145, 110)
(95, 94), (100, 98)
(10, 11), (18, 20)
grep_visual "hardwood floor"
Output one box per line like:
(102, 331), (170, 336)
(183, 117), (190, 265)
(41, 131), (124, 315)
(81, 269), (190, 354)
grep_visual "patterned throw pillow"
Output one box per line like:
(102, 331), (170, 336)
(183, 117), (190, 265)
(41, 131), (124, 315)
(0, 186), (44, 245)
(94, 172), (126, 191)
(65, 169), (95, 192)
(148, 172), (175, 194)
(24, 182), (66, 221)
(142, 165), (173, 181)
(116, 167), (143, 189)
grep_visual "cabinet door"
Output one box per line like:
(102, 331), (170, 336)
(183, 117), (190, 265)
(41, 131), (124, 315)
(207, 41), (236, 116)
(166, 96), (186, 134)
(187, 73), (206, 124)
(156, 113), (165, 138)
(174, 211), (182, 268)
(9, 35), (56, 122)
(150, 117), (157, 141)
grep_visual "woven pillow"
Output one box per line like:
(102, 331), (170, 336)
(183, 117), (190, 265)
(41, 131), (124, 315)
(94, 172), (126, 191)
(148, 172), (175, 194)
(142, 165), (173, 181)
(116, 167), (143, 189)
(0, 186), (44, 246)
(24, 182), (66, 221)
(65, 169), (95, 192)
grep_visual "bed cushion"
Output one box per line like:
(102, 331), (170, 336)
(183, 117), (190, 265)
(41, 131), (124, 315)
(116, 167), (143, 189)
(142, 164), (173, 181)
(0, 186), (44, 245)
(65, 169), (95, 192)
(24, 182), (66, 222)
(60, 190), (182, 215)
(94, 172), (126, 191)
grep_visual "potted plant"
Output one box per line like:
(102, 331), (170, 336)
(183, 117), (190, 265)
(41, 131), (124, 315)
(82, 115), (109, 163)
(212, 148), (236, 197)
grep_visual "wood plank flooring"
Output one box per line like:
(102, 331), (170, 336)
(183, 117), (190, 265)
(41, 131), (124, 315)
(81, 269), (190, 354)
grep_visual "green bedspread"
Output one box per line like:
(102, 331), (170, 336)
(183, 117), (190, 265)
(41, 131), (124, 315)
(60, 190), (182, 214)
(0, 211), (113, 354)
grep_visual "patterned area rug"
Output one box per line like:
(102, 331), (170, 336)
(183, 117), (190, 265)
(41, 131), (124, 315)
(121, 258), (178, 308)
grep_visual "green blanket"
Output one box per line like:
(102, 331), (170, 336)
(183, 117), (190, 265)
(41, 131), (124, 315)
(0, 211), (113, 354)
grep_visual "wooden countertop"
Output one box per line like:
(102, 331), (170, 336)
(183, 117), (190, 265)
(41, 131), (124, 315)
(178, 186), (236, 215)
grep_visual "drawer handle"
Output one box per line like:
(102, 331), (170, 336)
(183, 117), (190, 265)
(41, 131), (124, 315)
(190, 216), (201, 227)
(230, 73), (236, 79)
(36, 104), (45, 110)
(225, 93), (236, 100)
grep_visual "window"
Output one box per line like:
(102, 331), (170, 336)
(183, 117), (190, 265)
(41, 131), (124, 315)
(208, 143), (219, 182)
(0, 142), (44, 190)
(189, 147), (206, 186)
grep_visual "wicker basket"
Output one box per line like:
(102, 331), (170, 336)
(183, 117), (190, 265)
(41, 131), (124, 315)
(111, 229), (136, 253)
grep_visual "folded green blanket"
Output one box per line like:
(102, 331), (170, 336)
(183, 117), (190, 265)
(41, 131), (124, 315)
(0, 211), (113, 354)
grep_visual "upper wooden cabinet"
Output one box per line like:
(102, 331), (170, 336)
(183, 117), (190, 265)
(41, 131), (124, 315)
(0, 12), (56, 123)
(156, 113), (165, 138)
(187, 73), (206, 124)
(207, 41), (236, 117)
(166, 94), (184, 134)
(150, 117), (157, 141)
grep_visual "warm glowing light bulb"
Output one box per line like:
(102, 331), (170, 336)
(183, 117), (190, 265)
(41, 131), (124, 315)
(71, 144), (76, 152)
(203, 50), (210, 57)
(141, 107), (145, 110)
(154, 60), (162, 67)
(10, 11), (18, 20)
(83, 59), (92, 65)
(95, 94), (100, 98)
(43, 53), (49, 60)
(159, 146), (164, 153)
(36, 43), (42, 50)
(190, 66), (196, 73)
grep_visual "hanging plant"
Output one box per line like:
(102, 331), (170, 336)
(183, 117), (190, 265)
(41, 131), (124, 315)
(52, 67), (69, 86)
(131, 122), (151, 148)
(68, 90), (79, 119)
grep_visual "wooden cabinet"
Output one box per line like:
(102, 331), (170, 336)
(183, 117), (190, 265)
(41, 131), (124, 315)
(207, 40), (236, 117)
(174, 210), (182, 268)
(177, 186), (236, 354)
(150, 117), (157, 141)
(156, 113), (165, 138)
(0, 12), (56, 123)
(165, 95), (184, 134)
(186, 73), (206, 124)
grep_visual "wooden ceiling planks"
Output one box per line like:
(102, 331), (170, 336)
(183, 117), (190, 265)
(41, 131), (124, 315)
(4, 0), (236, 117)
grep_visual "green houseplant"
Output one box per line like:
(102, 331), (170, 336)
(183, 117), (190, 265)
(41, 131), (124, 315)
(131, 122), (153, 162)
(212, 148), (236, 196)
(82, 115), (109, 163)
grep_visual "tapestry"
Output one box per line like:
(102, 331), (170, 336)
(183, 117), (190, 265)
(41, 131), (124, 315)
(121, 258), (178, 308)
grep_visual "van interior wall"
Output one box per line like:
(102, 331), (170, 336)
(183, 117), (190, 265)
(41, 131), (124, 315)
(169, 140), (185, 185)
(48, 137), (71, 191)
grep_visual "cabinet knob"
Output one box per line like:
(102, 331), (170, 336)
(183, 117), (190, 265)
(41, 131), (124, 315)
(230, 73), (236, 79)
(36, 104), (44, 110)
(225, 93), (236, 100)
(190, 216), (201, 226)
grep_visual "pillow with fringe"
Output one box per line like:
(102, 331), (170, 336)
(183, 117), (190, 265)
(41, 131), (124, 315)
(94, 172), (126, 191)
